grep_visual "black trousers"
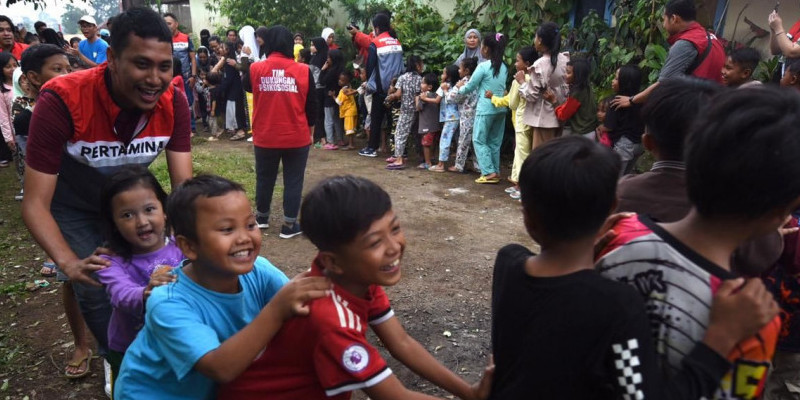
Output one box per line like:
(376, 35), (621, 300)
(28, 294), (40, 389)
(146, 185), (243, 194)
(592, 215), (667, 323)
(367, 93), (388, 150)
(254, 145), (310, 222)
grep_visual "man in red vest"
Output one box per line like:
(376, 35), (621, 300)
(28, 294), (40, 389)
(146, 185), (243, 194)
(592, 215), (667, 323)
(612, 0), (725, 109)
(0, 16), (28, 59)
(21, 6), (191, 387)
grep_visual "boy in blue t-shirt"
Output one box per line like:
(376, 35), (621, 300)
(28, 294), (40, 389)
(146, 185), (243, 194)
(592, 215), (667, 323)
(114, 175), (330, 400)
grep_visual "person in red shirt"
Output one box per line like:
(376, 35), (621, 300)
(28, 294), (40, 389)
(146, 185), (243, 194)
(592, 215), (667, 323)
(243, 25), (318, 239)
(20, 6), (192, 388)
(219, 175), (493, 400)
(0, 16), (29, 60)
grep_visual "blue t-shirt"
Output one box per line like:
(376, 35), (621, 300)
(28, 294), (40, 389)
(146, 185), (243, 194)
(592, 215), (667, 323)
(114, 256), (289, 400)
(79, 38), (109, 64)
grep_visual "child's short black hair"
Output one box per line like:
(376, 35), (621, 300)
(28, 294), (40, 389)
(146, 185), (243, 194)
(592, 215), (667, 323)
(686, 87), (800, 219)
(167, 175), (245, 242)
(461, 56), (478, 75)
(519, 136), (620, 242)
(100, 165), (169, 260)
(298, 48), (311, 63)
(20, 44), (66, 75)
(300, 176), (392, 252)
(518, 45), (537, 66)
(205, 72), (221, 85)
(340, 69), (352, 81)
(729, 47), (760, 73)
(641, 77), (721, 161)
(422, 72), (438, 89)
(444, 64), (459, 86)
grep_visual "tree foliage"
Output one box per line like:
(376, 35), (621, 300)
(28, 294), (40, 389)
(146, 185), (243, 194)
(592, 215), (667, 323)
(62, 4), (92, 34)
(207, 0), (333, 40)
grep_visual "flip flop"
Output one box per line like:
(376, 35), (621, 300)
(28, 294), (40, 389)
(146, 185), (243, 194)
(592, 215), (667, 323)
(40, 262), (57, 277)
(475, 176), (500, 184)
(65, 349), (92, 379)
(385, 163), (406, 170)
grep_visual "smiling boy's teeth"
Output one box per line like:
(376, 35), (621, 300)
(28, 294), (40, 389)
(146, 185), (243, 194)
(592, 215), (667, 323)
(390, 259), (400, 267)
(232, 250), (249, 257)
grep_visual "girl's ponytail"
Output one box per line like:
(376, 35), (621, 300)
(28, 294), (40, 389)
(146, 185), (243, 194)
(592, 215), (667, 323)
(536, 22), (561, 69)
(484, 32), (507, 78)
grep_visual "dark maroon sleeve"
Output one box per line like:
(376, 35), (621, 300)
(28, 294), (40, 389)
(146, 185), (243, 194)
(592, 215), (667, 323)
(26, 90), (73, 174)
(166, 88), (192, 152)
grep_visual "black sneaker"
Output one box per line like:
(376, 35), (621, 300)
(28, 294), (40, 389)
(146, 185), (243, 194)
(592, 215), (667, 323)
(256, 216), (269, 229)
(279, 222), (302, 239)
(358, 147), (377, 157)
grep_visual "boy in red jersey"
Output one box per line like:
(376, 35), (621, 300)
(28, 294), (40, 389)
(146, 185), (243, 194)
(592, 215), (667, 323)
(219, 175), (492, 400)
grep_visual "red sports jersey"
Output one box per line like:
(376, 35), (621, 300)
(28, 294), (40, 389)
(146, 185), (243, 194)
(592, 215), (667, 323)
(218, 259), (395, 399)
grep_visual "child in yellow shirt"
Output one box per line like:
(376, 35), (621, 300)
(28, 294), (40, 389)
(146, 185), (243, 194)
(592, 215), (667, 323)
(335, 71), (358, 150)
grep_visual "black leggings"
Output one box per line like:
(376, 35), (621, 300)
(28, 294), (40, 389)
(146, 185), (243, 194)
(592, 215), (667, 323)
(254, 145), (310, 223)
(367, 93), (388, 150)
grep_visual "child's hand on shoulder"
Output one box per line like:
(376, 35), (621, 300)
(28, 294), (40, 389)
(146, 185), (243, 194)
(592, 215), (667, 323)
(484, 90), (493, 99)
(542, 88), (556, 104)
(514, 70), (526, 83)
(270, 271), (331, 320)
(144, 266), (177, 301)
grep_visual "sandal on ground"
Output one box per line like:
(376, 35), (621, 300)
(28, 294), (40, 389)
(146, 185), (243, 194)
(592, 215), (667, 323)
(40, 262), (57, 277)
(428, 164), (445, 172)
(447, 166), (464, 173)
(475, 175), (500, 184)
(340, 145), (355, 150)
(65, 349), (92, 379)
(385, 163), (406, 170)
(504, 186), (518, 194)
(418, 163), (430, 170)
(229, 131), (247, 141)
(509, 189), (521, 200)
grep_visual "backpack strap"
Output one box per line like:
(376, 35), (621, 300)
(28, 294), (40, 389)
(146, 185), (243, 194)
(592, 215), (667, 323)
(686, 31), (712, 75)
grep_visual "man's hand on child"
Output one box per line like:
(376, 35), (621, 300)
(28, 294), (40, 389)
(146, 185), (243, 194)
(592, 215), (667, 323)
(704, 278), (779, 356)
(272, 271), (331, 320)
(61, 246), (114, 287)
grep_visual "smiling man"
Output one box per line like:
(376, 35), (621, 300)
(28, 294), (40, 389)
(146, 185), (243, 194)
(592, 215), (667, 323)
(21, 6), (192, 386)
(0, 15), (28, 59)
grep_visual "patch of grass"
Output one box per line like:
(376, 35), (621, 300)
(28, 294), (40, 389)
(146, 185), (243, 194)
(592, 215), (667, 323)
(149, 140), (283, 203)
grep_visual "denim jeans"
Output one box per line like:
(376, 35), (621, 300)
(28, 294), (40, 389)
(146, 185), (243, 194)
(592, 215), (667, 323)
(51, 202), (112, 355)
(254, 145), (310, 224)
(613, 136), (644, 176)
(324, 105), (344, 144)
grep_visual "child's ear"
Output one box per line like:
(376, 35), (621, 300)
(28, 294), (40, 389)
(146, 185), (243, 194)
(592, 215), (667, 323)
(641, 132), (657, 155)
(175, 235), (198, 261)
(743, 67), (754, 79)
(317, 251), (345, 276)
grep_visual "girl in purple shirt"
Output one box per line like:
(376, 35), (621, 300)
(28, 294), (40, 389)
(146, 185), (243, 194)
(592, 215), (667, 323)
(96, 165), (184, 393)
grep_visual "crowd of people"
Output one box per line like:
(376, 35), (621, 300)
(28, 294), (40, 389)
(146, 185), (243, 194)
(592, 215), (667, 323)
(3, 0), (800, 398)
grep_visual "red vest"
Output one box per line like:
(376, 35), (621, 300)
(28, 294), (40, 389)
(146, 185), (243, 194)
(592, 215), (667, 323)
(43, 63), (176, 170)
(668, 22), (726, 84)
(250, 53), (312, 149)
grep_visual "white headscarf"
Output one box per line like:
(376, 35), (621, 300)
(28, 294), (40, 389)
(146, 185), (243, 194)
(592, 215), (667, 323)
(321, 27), (335, 43)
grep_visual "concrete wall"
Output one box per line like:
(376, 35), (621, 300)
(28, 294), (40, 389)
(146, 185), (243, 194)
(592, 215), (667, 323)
(188, 0), (229, 34)
(720, 0), (800, 57)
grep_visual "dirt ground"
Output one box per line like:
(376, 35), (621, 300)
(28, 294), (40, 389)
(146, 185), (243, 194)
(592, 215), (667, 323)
(0, 137), (533, 399)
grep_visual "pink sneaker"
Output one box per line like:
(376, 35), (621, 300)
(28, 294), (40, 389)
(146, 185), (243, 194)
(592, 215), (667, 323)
(323, 143), (339, 150)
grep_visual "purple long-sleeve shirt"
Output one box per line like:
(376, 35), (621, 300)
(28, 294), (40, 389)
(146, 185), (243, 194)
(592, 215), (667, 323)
(96, 241), (184, 352)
